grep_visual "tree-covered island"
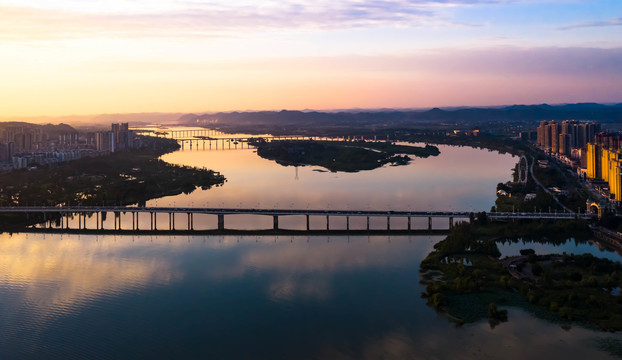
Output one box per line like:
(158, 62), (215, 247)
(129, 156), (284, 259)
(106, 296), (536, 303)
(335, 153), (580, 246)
(250, 139), (440, 172)
(420, 218), (622, 332)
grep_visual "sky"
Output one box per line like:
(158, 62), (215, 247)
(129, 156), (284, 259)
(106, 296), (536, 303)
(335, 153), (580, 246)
(0, 0), (621, 117)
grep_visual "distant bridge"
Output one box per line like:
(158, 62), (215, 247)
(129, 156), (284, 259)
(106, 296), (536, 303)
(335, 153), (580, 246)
(0, 206), (594, 234)
(132, 128), (369, 150)
(133, 128), (366, 141)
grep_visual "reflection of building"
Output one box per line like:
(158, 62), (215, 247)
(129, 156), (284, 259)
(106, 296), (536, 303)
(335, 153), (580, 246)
(586, 133), (622, 201)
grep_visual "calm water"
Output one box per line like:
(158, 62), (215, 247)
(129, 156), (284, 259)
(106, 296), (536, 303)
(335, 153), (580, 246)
(1, 233), (620, 359)
(3, 129), (622, 359)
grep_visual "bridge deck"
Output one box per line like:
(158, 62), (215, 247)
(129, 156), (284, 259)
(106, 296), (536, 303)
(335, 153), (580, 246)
(0, 206), (592, 219)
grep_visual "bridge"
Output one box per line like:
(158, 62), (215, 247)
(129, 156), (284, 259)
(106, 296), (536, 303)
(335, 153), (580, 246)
(132, 128), (366, 141)
(171, 136), (333, 150)
(132, 128), (369, 150)
(0, 206), (594, 234)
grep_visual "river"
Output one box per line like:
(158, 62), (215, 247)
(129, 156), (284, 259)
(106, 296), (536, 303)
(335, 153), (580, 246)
(1, 127), (621, 359)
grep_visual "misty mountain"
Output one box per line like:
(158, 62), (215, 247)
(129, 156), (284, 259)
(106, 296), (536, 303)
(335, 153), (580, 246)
(0, 122), (77, 134)
(180, 103), (622, 131)
(91, 113), (186, 125)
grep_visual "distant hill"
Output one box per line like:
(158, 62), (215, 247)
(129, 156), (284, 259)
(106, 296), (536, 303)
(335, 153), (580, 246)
(90, 113), (186, 125)
(0, 122), (78, 135)
(179, 103), (622, 133)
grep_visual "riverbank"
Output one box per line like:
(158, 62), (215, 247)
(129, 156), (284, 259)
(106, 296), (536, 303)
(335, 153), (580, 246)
(0, 137), (225, 229)
(420, 220), (622, 331)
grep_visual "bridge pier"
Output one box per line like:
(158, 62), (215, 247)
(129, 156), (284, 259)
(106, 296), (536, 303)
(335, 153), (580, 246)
(273, 215), (279, 230)
(367, 216), (370, 231)
(188, 213), (193, 230)
(306, 215), (310, 231)
(135, 212), (139, 230)
(387, 216), (390, 231)
(150, 212), (153, 231)
(407, 216), (411, 231)
(428, 217), (432, 231)
(346, 216), (350, 231)
(218, 214), (225, 230)
(449, 217), (453, 230)
(326, 215), (330, 230)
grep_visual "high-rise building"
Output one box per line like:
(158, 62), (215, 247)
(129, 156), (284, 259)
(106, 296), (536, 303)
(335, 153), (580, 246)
(537, 120), (600, 155)
(550, 122), (560, 153)
(97, 123), (134, 153)
(585, 132), (622, 201)
(96, 131), (113, 152)
(559, 133), (572, 156)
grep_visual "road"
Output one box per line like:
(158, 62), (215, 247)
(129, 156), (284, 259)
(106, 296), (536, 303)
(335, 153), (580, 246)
(529, 155), (574, 214)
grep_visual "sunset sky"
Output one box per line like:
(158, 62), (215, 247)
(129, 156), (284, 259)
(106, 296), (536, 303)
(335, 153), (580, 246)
(1, 0), (621, 117)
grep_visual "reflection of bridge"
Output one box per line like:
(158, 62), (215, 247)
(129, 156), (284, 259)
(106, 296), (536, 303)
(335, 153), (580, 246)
(0, 206), (593, 234)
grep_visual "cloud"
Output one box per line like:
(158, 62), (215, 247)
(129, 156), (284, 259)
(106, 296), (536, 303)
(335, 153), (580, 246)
(83, 46), (622, 78)
(558, 17), (622, 30)
(0, 1), (507, 41)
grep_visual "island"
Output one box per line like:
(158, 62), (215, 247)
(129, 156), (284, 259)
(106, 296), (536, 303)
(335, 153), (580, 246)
(249, 139), (440, 172)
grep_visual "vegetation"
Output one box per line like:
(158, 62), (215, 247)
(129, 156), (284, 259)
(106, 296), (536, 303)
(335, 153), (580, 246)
(599, 212), (622, 233)
(400, 133), (531, 157)
(420, 220), (622, 331)
(251, 139), (440, 172)
(0, 136), (225, 229)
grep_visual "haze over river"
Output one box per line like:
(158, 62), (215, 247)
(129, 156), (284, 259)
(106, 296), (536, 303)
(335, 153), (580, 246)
(2, 128), (622, 359)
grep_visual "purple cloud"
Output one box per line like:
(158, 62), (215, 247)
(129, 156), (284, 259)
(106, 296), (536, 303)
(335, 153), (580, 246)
(558, 17), (622, 30)
(0, 1), (501, 41)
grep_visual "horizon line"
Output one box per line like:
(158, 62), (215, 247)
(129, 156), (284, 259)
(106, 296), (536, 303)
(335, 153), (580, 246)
(2, 101), (622, 121)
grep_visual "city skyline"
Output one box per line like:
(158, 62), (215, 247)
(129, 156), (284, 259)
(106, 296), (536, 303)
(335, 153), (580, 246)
(1, 0), (621, 117)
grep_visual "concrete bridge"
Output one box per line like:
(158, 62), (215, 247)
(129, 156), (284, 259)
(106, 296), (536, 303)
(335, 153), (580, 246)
(132, 128), (368, 150)
(133, 128), (365, 141)
(0, 206), (594, 234)
(173, 136), (325, 150)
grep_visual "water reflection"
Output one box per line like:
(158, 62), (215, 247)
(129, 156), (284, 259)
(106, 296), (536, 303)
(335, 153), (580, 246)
(0, 233), (175, 317)
(1, 233), (621, 359)
(0, 233), (443, 359)
(498, 238), (622, 262)
(148, 139), (517, 212)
